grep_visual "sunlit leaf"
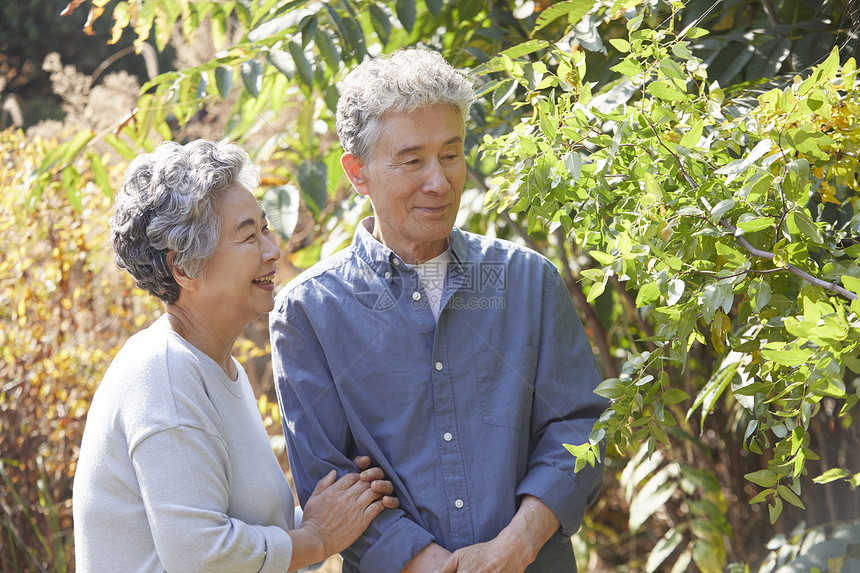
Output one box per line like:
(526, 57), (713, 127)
(297, 160), (328, 218)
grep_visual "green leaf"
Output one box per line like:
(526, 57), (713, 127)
(395, 0), (416, 33)
(768, 497), (783, 523)
(424, 0), (442, 18)
(663, 388), (690, 406)
(587, 276), (607, 302)
(589, 250), (614, 265)
(563, 151), (582, 180)
(533, 0), (593, 32)
(786, 210), (823, 244)
(611, 59), (642, 78)
(784, 159), (810, 203)
(214, 65), (233, 98)
(841, 275), (860, 296)
(679, 119), (704, 149)
(342, 16), (367, 62)
(297, 160), (328, 218)
(817, 45), (840, 80)
(539, 107), (557, 139)
(647, 527), (684, 573)
(86, 151), (112, 199)
(666, 278), (685, 306)
(63, 129), (96, 165)
(745, 469), (778, 488)
(262, 184), (301, 241)
(62, 164), (82, 212)
(784, 126), (835, 161)
(709, 199), (735, 224)
(630, 470), (677, 532)
(743, 171), (774, 203)
(749, 279), (772, 312)
(268, 49), (295, 79)
(369, 3), (392, 45)
(762, 346), (811, 367)
(777, 484), (805, 509)
(492, 79), (518, 110)
(736, 214), (774, 233)
(288, 41), (314, 88)
(594, 378), (623, 400)
(300, 14), (318, 48)
(812, 468), (850, 483)
(647, 80), (687, 101)
(241, 59), (263, 97)
(609, 38), (630, 53)
(315, 29), (341, 72)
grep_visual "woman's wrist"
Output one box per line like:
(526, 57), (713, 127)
(288, 522), (329, 569)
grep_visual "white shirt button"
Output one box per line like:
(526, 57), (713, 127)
(443, 432), (453, 442)
(435, 361), (443, 371)
(454, 499), (464, 509)
(412, 291), (421, 301)
(392, 259), (401, 266)
(384, 271), (392, 279)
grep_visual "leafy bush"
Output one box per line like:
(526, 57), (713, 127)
(0, 127), (160, 571)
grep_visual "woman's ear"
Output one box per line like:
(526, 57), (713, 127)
(167, 252), (197, 291)
(341, 152), (369, 196)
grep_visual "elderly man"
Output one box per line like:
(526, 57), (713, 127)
(270, 49), (607, 573)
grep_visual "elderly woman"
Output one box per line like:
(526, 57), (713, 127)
(73, 140), (397, 572)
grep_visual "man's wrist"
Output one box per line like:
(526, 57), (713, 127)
(497, 495), (560, 566)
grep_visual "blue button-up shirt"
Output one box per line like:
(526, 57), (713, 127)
(270, 219), (607, 573)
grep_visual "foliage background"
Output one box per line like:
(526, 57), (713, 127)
(2, 0), (860, 571)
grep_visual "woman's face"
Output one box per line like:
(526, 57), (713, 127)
(191, 183), (281, 328)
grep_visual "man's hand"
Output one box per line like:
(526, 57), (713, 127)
(432, 495), (559, 573)
(433, 537), (528, 573)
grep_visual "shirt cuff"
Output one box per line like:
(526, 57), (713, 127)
(358, 518), (436, 573)
(516, 465), (589, 537)
(258, 525), (294, 573)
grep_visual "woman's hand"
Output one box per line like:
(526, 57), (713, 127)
(354, 455), (400, 509)
(298, 458), (399, 560)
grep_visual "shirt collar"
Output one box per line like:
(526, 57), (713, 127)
(352, 217), (469, 278)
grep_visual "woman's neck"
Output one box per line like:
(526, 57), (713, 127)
(160, 305), (239, 380)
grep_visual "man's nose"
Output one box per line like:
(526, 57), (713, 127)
(422, 160), (449, 194)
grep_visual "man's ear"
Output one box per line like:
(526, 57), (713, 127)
(341, 152), (370, 196)
(167, 252), (197, 291)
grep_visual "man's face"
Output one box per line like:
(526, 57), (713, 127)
(343, 103), (467, 263)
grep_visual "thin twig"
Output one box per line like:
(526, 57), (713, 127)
(719, 221), (858, 300)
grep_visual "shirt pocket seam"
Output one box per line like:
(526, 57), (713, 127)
(474, 345), (538, 430)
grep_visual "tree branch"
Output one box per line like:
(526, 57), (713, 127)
(721, 221), (858, 300)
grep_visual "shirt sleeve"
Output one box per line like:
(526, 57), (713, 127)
(130, 426), (293, 573)
(515, 262), (609, 537)
(270, 294), (435, 573)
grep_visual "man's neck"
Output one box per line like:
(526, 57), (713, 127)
(366, 218), (450, 265)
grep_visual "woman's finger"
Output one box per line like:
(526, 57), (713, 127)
(311, 469), (337, 495)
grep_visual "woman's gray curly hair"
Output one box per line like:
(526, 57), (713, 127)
(109, 139), (259, 304)
(335, 49), (474, 161)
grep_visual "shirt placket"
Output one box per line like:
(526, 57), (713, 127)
(428, 265), (474, 548)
